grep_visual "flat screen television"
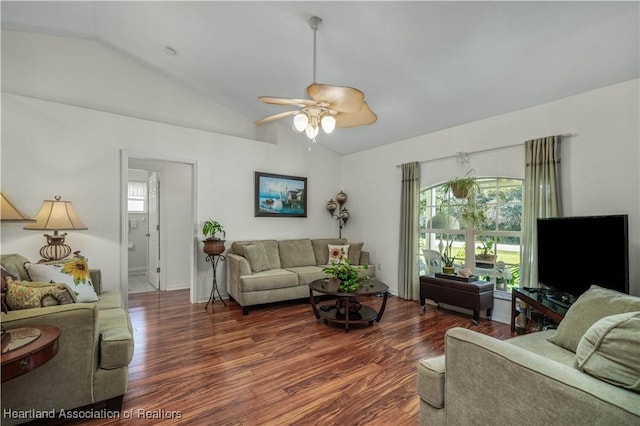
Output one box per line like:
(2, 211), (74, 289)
(537, 215), (629, 299)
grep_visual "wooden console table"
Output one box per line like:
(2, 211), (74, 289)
(420, 275), (493, 325)
(1, 325), (60, 382)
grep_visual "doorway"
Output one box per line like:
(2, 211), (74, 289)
(122, 153), (196, 304)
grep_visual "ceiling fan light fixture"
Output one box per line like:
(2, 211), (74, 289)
(321, 115), (336, 134)
(293, 113), (309, 132)
(305, 125), (319, 139)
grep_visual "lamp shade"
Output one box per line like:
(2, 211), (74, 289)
(0, 192), (35, 222)
(24, 196), (87, 231)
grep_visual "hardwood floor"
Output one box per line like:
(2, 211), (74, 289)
(77, 290), (511, 425)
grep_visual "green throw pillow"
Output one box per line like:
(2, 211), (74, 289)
(548, 285), (640, 353)
(575, 311), (640, 392)
(6, 278), (77, 310)
(243, 243), (271, 273)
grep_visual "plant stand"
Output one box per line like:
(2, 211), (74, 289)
(205, 253), (226, 310)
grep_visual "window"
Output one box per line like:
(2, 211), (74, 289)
(128, 181), (147, 213)
(419, 177), (522, 292)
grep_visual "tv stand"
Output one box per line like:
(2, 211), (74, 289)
(511, 288), (570, 334)
(544, 294), (572, 309)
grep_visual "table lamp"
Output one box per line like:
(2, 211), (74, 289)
(24, 195), (88, 261)
(0, 191), (35, 222)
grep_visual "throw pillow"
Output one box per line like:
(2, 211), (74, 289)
(347, 242), (364, 265)
(25, 257), (99, 302)
(548, 285), (640, 353)
(1, 268), (17, 313)
(6, 278), (77, 310)
(575, 311), (640, 392)
(328, 244), (350, 264)
(243, 243), (271, 273)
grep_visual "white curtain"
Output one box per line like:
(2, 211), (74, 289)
(398, 162), (420, 300)
(521, 136), (562, 287)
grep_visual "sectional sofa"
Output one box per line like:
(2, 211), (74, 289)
(226, 238), (375, 314)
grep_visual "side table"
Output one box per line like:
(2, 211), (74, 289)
(1, 325), (60, 382)
(205, 253), (227, 310)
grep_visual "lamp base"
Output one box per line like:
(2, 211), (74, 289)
(40, 233), (72, 261)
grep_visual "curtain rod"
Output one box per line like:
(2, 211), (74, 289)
(396, 133), (573, 167)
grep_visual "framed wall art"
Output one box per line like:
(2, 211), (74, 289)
(254, 172), (307, 217)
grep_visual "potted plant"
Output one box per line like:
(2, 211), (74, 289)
(441, 238), (456, 275)
(443, 170), (478, 199)
(202, 219), (226, 255)
(476, 238), (496, 262)
(322, 259), (370, 293)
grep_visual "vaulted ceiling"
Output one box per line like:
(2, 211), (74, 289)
(2, 1), (638, 155)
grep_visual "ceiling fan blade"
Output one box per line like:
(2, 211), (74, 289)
(258, 96), (317, 108)
(334, 102), (377, 128)
(307, 83), (365, 113)
(256, 110), (299, 126)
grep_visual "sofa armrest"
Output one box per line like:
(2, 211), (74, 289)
(442, 327), (640, 425)
(1, 303), (100, 413)
(226, 253), (252, 300)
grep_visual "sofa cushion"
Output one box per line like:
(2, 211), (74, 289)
(328, 244), (350, 264)
(6, 278), (77, 310)
(0, 253), (31, 281)
(240, 269), (298, 292)
(243, 243), (271, 272)
(232, 240), (281, 269)
(98, 308), (134, 369)
(575, 311), (640, 392)
(348, 242), (364, 265)
(311, 238), (347, 265)
(278, 239), (316, 268)
(97, 291), (124, 310)
(548, 285), (640, 353)
(285, 266), (326, 286)
(25, 257), (99, 302)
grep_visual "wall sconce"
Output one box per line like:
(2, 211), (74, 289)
(24, 195), (88, 261)
(326, 190), (350, 238)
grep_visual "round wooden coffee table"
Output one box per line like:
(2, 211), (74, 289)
(309, 278), (389, 332)
(1, 325), (60, 382)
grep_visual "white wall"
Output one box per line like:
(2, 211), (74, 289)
(0, 30), (343, 301)
(343, 79), (639, 322)
(2, 30), (638, 318)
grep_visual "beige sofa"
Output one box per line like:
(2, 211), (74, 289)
(1, 254), (134, 425)
(418, 286), (640, 426)
(227, 238), (375, 315)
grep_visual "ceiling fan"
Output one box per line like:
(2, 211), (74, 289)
(256, 16), (377, 141)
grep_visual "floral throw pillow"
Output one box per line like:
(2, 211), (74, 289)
(25, 257), (99, 302)
(6, 278), (76, 310)
(328, 244), (350, 264)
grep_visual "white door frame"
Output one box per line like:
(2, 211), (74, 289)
(120, 150), (198, 307)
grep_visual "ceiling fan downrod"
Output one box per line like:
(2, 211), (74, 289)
(309, 16), (322, 84)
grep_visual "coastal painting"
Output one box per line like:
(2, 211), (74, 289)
(254, 172), (307, 217)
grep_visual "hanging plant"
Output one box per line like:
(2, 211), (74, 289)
(443, 169), (479, 199)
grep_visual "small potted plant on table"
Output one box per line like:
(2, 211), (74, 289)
(441, 238), (456, 275)
(202, 219), (226, 255)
